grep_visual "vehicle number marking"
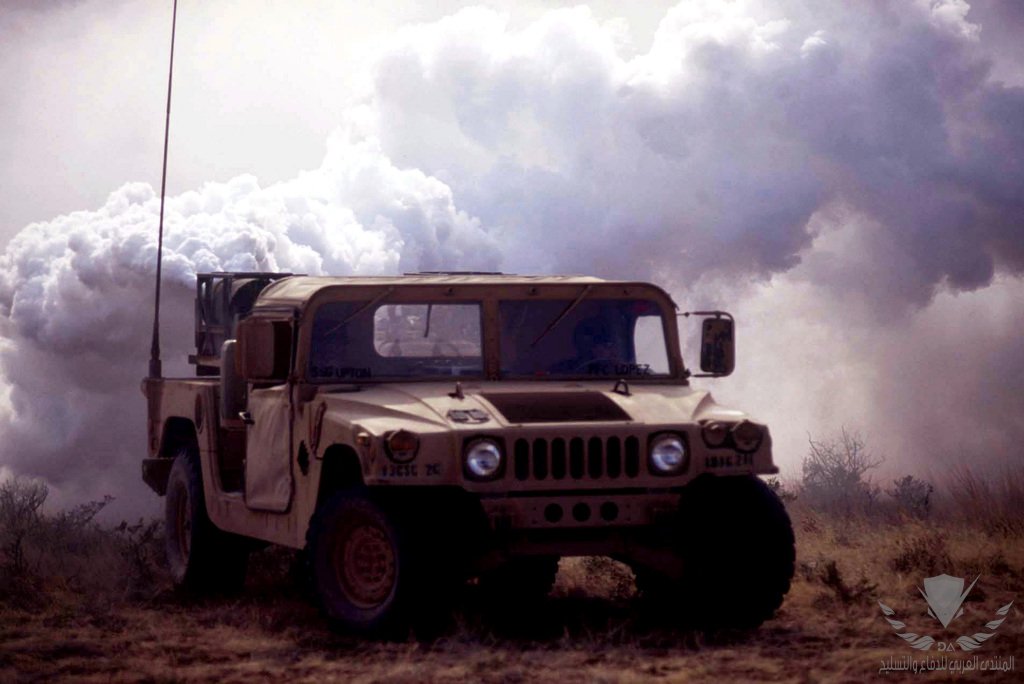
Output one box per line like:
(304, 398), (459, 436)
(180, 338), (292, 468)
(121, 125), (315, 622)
(380, 463), (418, 478)
(704, 452), (753, 468)
(426, 463), (441, 476)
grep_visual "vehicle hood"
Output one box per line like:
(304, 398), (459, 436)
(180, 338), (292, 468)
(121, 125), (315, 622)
(315, 381), (754, 436)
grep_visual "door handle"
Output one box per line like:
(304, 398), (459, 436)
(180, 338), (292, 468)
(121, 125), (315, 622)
(239, 411), (254, 425)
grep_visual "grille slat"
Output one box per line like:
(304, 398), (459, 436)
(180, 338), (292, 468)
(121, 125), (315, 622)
(551, 438), (567, 480)
(587, 437), (603, 478)
(625, 436), (640, 477)
(570, 438), (585, 479)
(512, 434), (641, 482)
(514, 439), (529, 480)
(607, 437), (622, 479)
(532, 438), (549, 480)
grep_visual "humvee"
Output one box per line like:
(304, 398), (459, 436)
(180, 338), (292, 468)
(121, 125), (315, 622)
(141, 271), (794, 633)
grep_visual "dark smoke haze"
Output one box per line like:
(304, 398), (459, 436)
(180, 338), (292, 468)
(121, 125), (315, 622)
(1, 1), (1022, 517)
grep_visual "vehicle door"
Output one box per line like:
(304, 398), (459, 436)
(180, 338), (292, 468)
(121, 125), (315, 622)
(238, 315), (295, 513)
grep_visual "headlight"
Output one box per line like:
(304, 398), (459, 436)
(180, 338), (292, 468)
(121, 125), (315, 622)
(649, 433), (688, 475)
(465, 439), (503, 480)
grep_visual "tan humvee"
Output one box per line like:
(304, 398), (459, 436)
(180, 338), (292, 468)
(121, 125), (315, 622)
(142, 272), (794, 634)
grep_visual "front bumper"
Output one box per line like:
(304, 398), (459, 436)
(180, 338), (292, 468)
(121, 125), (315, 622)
(480, 490), (682, 531)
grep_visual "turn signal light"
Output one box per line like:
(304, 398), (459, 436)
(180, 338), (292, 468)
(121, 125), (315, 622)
(732, 421), (763, 452)
(385, 430), (419, 463)
(701, 421), (730, 448)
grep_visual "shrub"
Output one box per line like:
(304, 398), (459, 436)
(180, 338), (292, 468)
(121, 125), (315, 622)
(816, 559), (877, 605)
(0, 476), (48, 577)
(946, 466), (1024, 535)
(800, 429), (882, 516)
(0, 476), (166, 607)
(888, 531), (952, 575)
(764, 477), (797, 504)
(887, 475), (933, 519)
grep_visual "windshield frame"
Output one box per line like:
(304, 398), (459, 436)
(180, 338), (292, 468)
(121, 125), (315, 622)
(293, 282), (687, 385)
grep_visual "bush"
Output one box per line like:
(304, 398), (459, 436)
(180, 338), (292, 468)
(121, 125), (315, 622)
(800, 429), (882, 516)
(888, 531), (952, 575)
(887, 475), (933, 519)
(0, 476), (165, 607)
(0, 476), (48, 578)
(945, 466), (1024, 535)
(816, 559), (877, 605)
(764, 477), (797, 504)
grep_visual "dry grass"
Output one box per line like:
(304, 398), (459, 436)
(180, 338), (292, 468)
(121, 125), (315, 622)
(2, 470), (1023, 683)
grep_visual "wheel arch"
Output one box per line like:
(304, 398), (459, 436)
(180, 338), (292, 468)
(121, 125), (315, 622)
(143, 417), (200, 495)
(315, 443), (365, 507)
(160, 417), (199, 458)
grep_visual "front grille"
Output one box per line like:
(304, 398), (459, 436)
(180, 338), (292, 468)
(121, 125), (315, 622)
(511, 435), (642, 482)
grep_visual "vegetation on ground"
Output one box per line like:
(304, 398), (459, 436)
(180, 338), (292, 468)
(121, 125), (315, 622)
(2, 432), (1021, 682)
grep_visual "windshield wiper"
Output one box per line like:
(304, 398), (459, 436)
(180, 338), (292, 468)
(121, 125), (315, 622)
(530, 284), (594, 347)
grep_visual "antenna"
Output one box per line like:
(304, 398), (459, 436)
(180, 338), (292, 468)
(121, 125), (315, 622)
(149, 0), (179, 379)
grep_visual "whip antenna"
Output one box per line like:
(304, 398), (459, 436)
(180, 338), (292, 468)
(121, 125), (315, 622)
(149, 0), (179, 379)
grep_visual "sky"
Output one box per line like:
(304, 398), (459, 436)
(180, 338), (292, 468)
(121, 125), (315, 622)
(1, 0), (1022, 518)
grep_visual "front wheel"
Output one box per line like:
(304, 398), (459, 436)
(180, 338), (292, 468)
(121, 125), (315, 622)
(165, 450), (248, 593)
(636, 475), (795, 629)
(307, 491), (414, 634)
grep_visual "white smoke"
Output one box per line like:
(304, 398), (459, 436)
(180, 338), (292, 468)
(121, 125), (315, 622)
(0, 138), (498, 514)
(1, 0), (1022, 515)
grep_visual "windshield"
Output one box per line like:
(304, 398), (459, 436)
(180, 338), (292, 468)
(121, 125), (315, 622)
(309, 301), (484, 381)
(499, 299), (670, 378)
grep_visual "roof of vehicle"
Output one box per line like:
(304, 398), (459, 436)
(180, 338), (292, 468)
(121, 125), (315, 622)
(254, 273), (677, 311)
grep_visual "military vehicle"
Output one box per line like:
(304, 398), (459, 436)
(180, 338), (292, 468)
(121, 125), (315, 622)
(141, 271), (794, 633)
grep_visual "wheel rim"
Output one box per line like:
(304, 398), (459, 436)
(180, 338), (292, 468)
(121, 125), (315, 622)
(175, 485), (192, 561)
(333, 515), (397, 609)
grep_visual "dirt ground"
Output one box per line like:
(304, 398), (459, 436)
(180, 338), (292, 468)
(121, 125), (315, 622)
(2, 509), (1021, 684)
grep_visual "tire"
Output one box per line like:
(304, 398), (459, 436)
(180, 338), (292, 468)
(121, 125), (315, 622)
(165, 449), (249, 593)
(638, 475), (795, 629)
(477, 556), (559, 607)
(306, 490), (418, 635)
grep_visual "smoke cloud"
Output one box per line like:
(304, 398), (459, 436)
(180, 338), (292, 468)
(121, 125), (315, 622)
(1, 0), (1022, 515)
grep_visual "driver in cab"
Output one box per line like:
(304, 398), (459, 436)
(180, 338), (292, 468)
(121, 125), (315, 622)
(552, 317), (623, 375)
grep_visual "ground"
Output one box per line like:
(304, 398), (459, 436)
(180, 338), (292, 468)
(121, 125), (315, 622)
(2, 483), (1022, 683)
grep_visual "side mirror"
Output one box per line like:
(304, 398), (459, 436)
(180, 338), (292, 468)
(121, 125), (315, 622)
(220, 340), (247, 420)
(700, 315), (735, 376)
(237, 317), (292, 381)
(680, 311), (735, 377)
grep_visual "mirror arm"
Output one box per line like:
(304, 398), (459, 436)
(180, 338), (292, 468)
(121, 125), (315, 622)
(680, 310), (734, 321)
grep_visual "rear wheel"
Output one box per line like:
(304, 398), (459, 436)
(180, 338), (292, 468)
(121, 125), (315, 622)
(165, 450), (248, 593)
(636, 475), (795, 629)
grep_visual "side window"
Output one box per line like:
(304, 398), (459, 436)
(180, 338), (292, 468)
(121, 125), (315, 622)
(633, 316), (669, 374)
(373, 304), (481, 358)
